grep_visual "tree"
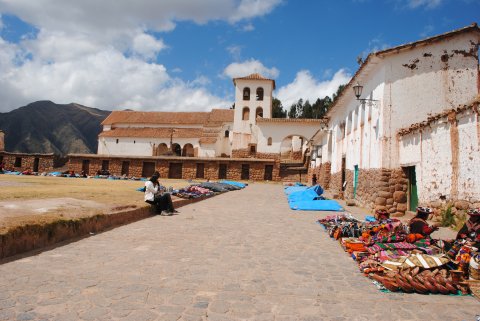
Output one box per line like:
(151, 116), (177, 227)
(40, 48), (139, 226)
(332, 84), (346, 103)
(272, 98), (286, 118)
(302, 100), (313, 119)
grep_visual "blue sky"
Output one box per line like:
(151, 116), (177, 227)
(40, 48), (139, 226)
(0, 0), (478, 112)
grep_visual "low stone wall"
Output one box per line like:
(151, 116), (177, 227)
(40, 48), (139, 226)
(328, 168), (409, 216)
(0, 195), (211, 260)
(0, 152), (55, 173)
(69, 155), (280, 181)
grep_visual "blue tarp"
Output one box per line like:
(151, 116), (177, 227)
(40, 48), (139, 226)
(289, 200), (343, 211)
(287, 185), (342, 211)
(284, 186), (308, 195)
(219, 180), (247, 188)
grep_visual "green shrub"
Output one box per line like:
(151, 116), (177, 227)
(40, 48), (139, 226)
(440, 203), (455, 227)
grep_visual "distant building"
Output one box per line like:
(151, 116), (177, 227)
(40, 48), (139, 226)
(0, 129), (55, 173)
(70, 74), (325, 180)
(309, 23), (480, 215)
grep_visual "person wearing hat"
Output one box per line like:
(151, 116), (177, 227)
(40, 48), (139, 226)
(408, 207), (439, 237)
(144, 173), (178, 215)
(456, 208), (480, 247)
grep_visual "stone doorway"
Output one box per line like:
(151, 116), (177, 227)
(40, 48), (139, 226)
(341, 156), (346, 192)
(33, 157), (39, 172)
(219, 164), (227, 179)
(142, 162), (155, 178)
(264, 165), (273, 180)
(121, 161), (130, 176)
(82, 160), (90, 174)
(241, 164), (250, 180)
(404, 166), (418, 211)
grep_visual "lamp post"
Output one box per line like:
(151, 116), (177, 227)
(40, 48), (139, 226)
(352, 82), (379, 106)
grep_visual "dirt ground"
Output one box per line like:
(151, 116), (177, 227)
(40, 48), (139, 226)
(0, 174), (194, 234)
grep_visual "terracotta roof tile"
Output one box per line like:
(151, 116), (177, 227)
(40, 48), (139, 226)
(233, 73), (276, 89)
(99, 127), (203, 138)
(256, 118), (326, 124)
(206, 109), (234, 123)
(101, 110), (210, 125)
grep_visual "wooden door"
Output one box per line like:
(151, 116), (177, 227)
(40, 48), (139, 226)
(121, 161), (130, 176)
(82, 160), (90, 174)
(33, 158), (39, 172)
(142, 162), (155, 178)
(196, 163), (205, 179)
(264, 165), (273, 181)
(168, 163), (183, 179)
(218, 164), (227, 179)
(241, 164), (250, 180)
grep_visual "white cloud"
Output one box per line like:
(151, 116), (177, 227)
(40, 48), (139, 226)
(223, 59), (279, 79)
(276, 69), (351, 108)
(242, 23), (255, 32)
(0, 40), (230, 112)
(420, 24), (434, 37)
(132, 33), (166, 60)
(405, 0), (443, 9)
(226, 45), (243, 60)
(0, 1), (282, 112)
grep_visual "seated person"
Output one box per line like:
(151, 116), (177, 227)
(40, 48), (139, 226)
(408, 207), (439, 237)
(456, 208), (480, 248)
(144, 173), (178, 215)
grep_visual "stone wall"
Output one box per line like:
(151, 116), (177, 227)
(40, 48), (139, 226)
(307, 162), (331, 188)
(328, 168), (409, 216)
(0, 131), (4, 152)
(0, 152), (55, 173)
(69, 155), (280, 181)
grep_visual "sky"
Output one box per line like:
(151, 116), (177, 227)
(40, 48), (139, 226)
(0, 0), (478, 112)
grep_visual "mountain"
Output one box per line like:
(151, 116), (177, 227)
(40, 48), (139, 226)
(0, 101), (111, 155)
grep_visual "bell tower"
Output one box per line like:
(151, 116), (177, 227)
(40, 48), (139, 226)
(231, 73), (275, 151)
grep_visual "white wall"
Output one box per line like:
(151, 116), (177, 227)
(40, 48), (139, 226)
(256, 122), (321, 154)
(98, 137), (200, 156)
(398, 108), (480, 203)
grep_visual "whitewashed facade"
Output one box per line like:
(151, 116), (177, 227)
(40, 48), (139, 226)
(310, 23), (480, 214)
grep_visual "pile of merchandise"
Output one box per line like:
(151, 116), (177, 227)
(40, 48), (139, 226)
(172, 181), (246, 199)
(318, 213), (478, 295)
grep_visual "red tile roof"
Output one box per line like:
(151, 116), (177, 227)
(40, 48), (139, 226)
(233, 73), (276, 89)
(98, 127), (203, 138)
(101, 110), (211, 126)
(256, 118), (326, 124)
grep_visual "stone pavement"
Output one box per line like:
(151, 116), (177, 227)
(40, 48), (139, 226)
(0, 183), (478, 321)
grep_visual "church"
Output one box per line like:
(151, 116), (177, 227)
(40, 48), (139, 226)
(69, 74), (324, 180)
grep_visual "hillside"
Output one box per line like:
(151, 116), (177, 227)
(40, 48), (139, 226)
(0, 101), (111, 155)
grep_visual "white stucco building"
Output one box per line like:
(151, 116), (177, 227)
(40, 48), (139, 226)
(309, 23), (480, 215)
(92, 73), (323, 180)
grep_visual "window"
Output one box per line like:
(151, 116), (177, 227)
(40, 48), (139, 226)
(249, 144), (256, 153)
(267, 137), (272, 146)
(134, 140), (136, 144)
(243, 87), (250, 100)
(256, 87), (264, 101)
(14, 157), (22, 167)
(256, 107), (263, 118)
(224, 130), (229, 138)
(242, 107), (250, 121)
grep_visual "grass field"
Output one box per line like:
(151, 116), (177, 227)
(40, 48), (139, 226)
(0, 174), (194, 233)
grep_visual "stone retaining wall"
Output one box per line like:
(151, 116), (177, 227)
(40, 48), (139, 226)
(328, 168), (409, 216)
(0, 152), (55, 173)
(0, 196), (211, 260)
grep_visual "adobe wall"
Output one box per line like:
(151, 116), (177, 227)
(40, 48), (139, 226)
(0, 152), (54, 173)
(69, 155), (280, 181)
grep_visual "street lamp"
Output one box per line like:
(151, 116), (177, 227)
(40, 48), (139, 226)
(352, 82), (379, 106)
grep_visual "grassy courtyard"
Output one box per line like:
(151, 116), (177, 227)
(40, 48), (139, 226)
(0, 174), (191, 233)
